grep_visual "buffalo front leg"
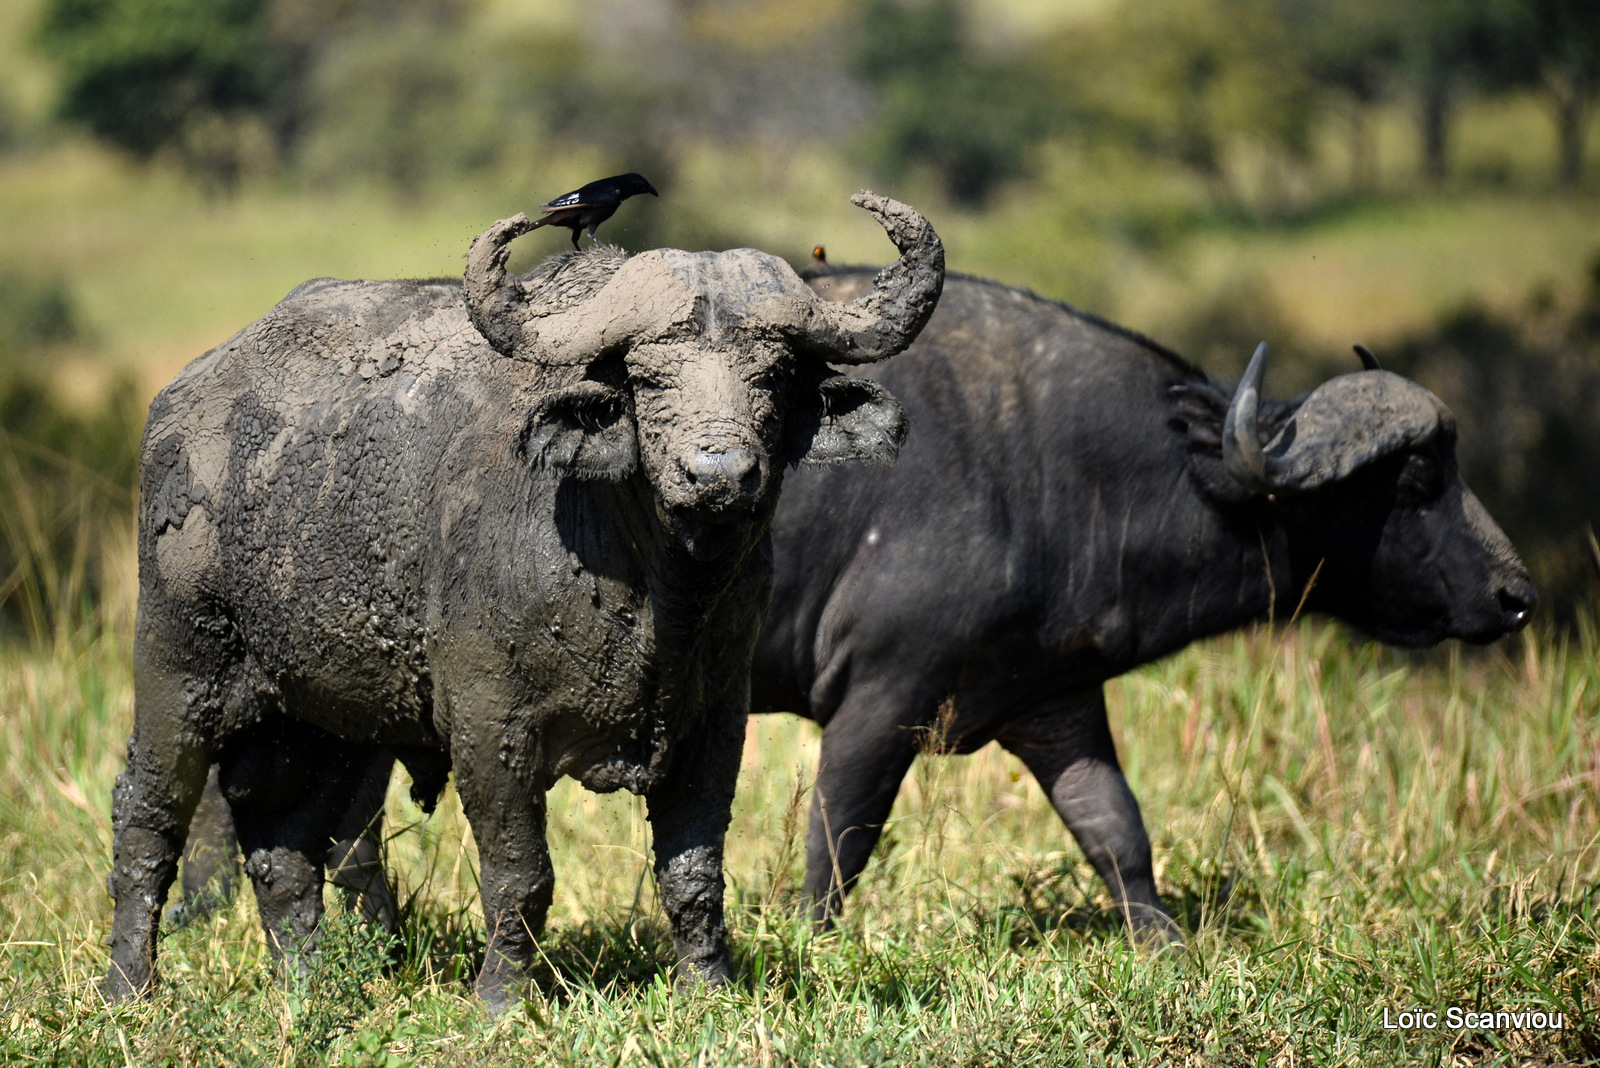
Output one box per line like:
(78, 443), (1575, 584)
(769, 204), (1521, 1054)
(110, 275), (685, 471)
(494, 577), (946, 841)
(453, 736), (551, 1014)
(103, 660), (214, 1002)
(646, 703), (747, 989)
(998, 688), (1182, 946)
(804, 684), (922, 926)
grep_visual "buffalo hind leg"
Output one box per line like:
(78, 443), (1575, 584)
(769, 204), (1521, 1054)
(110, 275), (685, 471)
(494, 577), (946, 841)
(325, 752), (398, 934)
(103, 661), (214, 1002)
(173, 753), (400, 932)
(232, 738), (376, 979)
(804, 686), (922, 926)
(999, 688), (1182, 946)
(168, 765), (243, 927)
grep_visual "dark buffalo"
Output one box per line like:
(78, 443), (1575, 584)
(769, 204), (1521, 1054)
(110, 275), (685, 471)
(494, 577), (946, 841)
(101, 194), (944, 1010)
(174, 265), (1534, 950)
(749, 268), (1533, 938)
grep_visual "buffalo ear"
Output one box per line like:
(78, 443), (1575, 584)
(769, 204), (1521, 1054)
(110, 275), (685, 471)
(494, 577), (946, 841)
(522, 381), (638, 479)
(788, 373), (907, 466)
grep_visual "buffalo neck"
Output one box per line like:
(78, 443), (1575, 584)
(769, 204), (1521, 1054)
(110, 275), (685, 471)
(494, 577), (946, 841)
(1033, 425), (1303, 680)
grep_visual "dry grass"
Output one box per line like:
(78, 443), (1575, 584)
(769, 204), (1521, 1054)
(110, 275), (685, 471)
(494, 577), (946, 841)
(2, 545), (1597, 1064)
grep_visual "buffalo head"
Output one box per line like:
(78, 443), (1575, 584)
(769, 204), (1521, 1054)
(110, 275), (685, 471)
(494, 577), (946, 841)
(463, 193), (941, 539)
(1221, 341), (1536, 645)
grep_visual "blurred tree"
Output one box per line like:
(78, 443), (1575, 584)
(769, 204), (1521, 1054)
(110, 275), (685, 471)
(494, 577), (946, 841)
(297, 9), (489, 195)
(1066, 0), (1316, 209)
(0, 273), (139, 641)
(851, 0), (1049, 206)
(35, 0), (287, 188)
(0, 276), (77, 357)
(1279, 0), (1400, 192)
(1388, 0), (1525, 185)
(1493, 0), (1600, 187)
(266, 0), (487, 177)
(0, 86), (18, 153)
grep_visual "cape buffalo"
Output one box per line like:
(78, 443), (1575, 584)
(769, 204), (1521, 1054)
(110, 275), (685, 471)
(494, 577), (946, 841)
(101, 193), (944, 1010)
(753, 267), (1534, 937)
(174, 266), (1535, 952)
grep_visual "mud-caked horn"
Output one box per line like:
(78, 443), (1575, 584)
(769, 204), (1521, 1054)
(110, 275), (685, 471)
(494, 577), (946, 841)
(797, 191), (944, 364)
(464, 215), (656, 368)
(1222, 341), (1452, 495)
(465, 213), (538, 357)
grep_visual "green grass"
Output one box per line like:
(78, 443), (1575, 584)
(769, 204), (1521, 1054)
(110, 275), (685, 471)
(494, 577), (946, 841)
(2, 558), (1597, 1065)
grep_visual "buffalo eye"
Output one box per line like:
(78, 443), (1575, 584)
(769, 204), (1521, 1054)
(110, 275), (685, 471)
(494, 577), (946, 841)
(1397, 452), (1443, 504)
(522, 380), (639, 480)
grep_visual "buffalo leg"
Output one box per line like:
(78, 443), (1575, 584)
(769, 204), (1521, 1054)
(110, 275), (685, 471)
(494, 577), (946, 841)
(173, 754), (398, 931)
(804, 687), (922, 925)
(102, 661), (213, 1002)
(168, 765), (243, 927)
(647, 702), (745, 988)
(453, 733), (551, 1013)
(325, 753), (398, 934)
(233, 740), (375, 977)
(998, 688), (1182, 945)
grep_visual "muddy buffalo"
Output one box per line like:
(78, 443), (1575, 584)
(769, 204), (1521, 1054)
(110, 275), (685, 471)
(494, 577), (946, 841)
(101, 193), (944, 1010)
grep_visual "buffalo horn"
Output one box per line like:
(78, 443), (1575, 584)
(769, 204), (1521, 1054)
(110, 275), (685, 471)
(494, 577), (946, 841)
(1353, 343), (1381, 371)
(798, 191), (945, 365)
(464, 213), (538, 357)
(1222, 342), (1451, 495)
(1222, 342), (1272, 493)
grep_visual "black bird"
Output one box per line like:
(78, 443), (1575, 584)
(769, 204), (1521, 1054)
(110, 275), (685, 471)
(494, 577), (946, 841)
(529, 172), (659, 249)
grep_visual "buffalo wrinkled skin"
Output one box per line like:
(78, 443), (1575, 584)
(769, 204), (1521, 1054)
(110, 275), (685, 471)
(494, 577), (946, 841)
(101, 194), (943, 1012)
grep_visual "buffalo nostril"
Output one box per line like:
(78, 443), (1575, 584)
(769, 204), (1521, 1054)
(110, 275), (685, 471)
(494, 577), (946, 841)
(1497, 582), (1537, 629)
(720, 447), (759, 491)
(686, 447), (759, 492)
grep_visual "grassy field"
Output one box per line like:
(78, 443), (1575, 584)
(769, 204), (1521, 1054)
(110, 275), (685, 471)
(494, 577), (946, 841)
(2, 7), (1598, 1059)
(1, 556), (1597, 1065)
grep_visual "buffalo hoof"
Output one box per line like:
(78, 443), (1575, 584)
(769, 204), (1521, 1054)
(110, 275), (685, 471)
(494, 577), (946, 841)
(100, 959), (153, 1005)
(672, 955), (734, 994)
(475, 965), (531, 1018)
(1127, 906), (1186, 951)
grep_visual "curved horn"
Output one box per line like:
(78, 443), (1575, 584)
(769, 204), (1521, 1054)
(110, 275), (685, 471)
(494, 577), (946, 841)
(1222, 342), (1272, 493)
(800, 191), (944, 364)
(464, 213), (537, 356)
(1353, 343), (1381, 371)
(1223, 341), (1452, 495)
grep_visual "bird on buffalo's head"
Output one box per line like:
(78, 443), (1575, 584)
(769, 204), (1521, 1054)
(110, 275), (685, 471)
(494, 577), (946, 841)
(529, 172), (659, 249)
(464, 190), (944, 556)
